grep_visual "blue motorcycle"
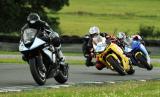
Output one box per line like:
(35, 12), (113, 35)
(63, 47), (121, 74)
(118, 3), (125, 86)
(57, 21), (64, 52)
(125, 39), (153, 70)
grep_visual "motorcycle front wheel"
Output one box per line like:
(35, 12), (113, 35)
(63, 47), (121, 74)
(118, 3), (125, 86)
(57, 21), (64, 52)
(126, 65), (135, 75)
(136, 53), (153, 70)
(107, 56), (126, 75)
(29, 57), (46, 85)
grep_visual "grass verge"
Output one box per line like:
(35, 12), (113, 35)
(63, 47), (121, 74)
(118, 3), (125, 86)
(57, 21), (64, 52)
(0, 59), (26, 64)
(0, 50), (159, 58)
(0, 51), (83, 56)
(53, 0), (160, 36)
(151, 62), (160, 67)
(0, 58), (85, 65)
(0, 51), (19, 55)
(0, 58), (159, 68)
(64, 52), (83, 56)
(0, 80), (159, 97)
(151, 56), (160, 59)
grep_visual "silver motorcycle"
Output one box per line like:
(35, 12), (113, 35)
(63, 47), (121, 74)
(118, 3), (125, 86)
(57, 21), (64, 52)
(19, 28), (68, 85)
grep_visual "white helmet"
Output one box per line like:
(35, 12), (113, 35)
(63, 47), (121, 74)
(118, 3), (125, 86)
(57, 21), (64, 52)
(89, 26), (100, 35)
(117, 32), (126, 39)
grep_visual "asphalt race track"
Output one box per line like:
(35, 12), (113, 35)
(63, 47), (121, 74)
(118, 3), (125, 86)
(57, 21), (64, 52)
(0, 64), (159, 89)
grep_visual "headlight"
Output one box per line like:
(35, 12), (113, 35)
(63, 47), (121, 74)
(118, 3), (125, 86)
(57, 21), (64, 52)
(23, 28), (37, 44)
(95, 43), (107, 53)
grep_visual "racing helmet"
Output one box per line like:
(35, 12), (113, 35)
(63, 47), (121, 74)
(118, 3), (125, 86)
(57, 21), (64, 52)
(117, 32), (126, 40)
(89, 26), (100, 35)
(27, 13), (40, 24)
(132, 35), (142, 40)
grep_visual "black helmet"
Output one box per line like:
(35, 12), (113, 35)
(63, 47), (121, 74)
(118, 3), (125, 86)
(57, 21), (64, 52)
(27, 13), (40, 23)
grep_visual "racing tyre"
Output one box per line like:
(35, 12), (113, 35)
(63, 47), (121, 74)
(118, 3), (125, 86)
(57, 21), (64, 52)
(127, 66), (135, 75)
(136, 53), (153, 70)
(29, 57), (46, 85)
(107, 56), (126, 75)
(54, 63), (69, 84)
(126, 60), (135, 75)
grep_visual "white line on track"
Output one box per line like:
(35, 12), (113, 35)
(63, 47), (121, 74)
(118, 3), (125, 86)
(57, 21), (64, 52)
(139, 80), (146, 82)
(82, 81), (104, 84)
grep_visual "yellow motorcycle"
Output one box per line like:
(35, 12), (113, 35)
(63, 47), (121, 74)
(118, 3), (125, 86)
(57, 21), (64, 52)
(93, 36), (135, 75)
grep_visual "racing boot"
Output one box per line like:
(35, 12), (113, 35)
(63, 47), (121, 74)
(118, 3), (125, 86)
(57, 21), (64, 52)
(55, 47), (65, 65)
(95, 61), (106, 70)
(85, 57), (95, 67)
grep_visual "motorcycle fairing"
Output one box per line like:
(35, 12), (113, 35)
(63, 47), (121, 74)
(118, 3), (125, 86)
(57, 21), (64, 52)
(95, 43), (107, 53)
(107, 43), (130, 70)
(19, 37), (45, 51)
(97, 43), (130, 71)
(132, 40), (150, 64)
(42, 47), (56, 63)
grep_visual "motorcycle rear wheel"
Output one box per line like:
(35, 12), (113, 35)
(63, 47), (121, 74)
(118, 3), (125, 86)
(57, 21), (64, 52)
(54, 63), (69, 84)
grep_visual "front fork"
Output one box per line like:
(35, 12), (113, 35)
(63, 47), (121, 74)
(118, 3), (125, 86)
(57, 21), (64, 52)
(22, 51), (46, 70)
(21, 50), (41, 61)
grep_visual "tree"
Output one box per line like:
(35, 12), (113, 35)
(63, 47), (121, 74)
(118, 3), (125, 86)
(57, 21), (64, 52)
(0, 0), (69, 35)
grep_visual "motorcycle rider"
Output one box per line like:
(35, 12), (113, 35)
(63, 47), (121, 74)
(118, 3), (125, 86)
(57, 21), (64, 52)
(82, 26), (99, 67)
(21, 13), (65, 72)
(116, 32), (132, 50)
(116, 32), (145, 50)
(131, 35), (145, 52)
(82, 26), (107, 69)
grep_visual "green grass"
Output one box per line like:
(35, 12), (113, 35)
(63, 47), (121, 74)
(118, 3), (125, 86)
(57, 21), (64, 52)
(0, 51), (19, 55)
(66, 60), (85, 65)
(151, 62), (160, 67)
(0, 50), (159, 57)
(48, 0), (160, 36)
(64, 52), (83, 56)
(151, 56), (160, 59)
(60, 0), (160, 15)
(0, 58), (84, 65)
(0, 51), (159, 66)
(0, 80), (159, 97)
(0, 58), (160, 68)
(0, 51), (83, 56)
(0, 59), (26, 64)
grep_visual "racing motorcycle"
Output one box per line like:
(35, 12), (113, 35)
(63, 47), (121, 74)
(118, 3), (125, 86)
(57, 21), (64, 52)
(93, 36), (135, 75)
(19, 28), (69, 85)
(124, 36), (153, 70)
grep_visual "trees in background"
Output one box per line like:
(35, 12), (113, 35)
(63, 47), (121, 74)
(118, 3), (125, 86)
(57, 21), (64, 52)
(139, 25), (160, 39)
(0, 0), (69, 35)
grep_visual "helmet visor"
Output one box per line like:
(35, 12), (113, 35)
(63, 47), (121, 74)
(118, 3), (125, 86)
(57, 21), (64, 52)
(27, 13), (39, 21)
